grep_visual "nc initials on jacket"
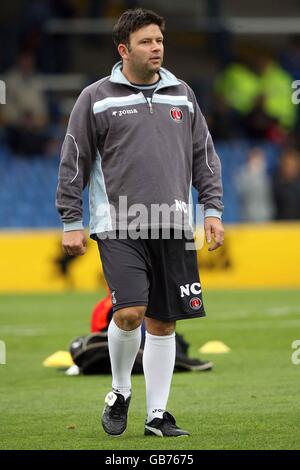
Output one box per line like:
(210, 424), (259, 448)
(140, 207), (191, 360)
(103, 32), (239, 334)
(175, 199), (187, 213)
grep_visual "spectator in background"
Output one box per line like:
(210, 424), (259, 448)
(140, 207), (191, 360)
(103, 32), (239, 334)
(280, 36), (300, 150)
(256, 54), (296, 131)
(214, 54), (296, 143)
(215, 61), (260, 117)
(212, 61), (261, 141)
(236, 148), (274, 222)
(6, 111), (49, 156)
(280, 35), (300, 81)
(273, 148), (300, 220)
(2, 51), (49, 155)
(243, 95), (288, 145)
(209, 93), (244, 141)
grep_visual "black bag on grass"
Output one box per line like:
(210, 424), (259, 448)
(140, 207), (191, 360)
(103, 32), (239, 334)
(70, 332), (144, 375)
(70, 331), (211, 375)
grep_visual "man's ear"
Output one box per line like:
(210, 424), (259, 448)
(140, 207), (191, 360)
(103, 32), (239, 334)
(117, 43), (130, 61)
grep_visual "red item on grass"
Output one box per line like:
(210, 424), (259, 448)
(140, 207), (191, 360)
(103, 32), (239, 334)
(90, 294), (112, 332)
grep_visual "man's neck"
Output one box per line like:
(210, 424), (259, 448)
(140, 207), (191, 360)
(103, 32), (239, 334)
(121, 66), (160, 85)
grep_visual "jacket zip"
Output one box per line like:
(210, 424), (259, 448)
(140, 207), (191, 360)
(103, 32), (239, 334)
(144, 96), (154, 114)
(148, 99), (154, 114)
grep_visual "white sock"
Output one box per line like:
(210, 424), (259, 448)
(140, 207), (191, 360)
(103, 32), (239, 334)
(143, 331), (176, 423)
(108, 319), (141, 400)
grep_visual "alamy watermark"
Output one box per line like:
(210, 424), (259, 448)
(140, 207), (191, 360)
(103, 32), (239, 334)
(95, 197), (206, 250)
(291, 340), (300, 365)
(0, 340), (6, 365)
(0, 80), (6, 104)
(291, 81), (300, 105)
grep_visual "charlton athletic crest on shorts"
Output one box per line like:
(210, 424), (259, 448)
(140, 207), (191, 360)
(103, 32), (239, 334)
(170, 107), (183, 122)
(190, 297), (202, 310)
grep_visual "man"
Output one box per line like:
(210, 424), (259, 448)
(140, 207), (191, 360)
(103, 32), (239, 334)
(56, 8), (224, 437)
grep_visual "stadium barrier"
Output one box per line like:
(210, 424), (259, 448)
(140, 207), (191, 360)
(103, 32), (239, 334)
(0, 222), (299, 292)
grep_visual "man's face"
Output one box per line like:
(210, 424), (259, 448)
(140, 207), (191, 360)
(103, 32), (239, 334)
(122, 24), (164, 77)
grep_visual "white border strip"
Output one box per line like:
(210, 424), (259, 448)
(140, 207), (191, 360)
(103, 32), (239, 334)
(205, 131), (214, 174)
(153, 94), (194, 113)
(93, 93), (145, 114)
(66, 133), (80, 183)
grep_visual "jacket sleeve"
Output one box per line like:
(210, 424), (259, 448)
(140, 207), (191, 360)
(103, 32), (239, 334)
(56, 87), (97, 231)
(189, 88), (224, 218)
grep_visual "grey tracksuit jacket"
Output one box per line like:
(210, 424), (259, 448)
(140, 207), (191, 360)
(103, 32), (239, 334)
(56, 62), (223, 237)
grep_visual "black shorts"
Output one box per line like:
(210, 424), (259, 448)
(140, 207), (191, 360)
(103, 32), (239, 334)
(97, 231), (206, 322)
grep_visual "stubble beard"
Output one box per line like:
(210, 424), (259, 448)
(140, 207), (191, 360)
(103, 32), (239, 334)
(139, 59), (162, 81)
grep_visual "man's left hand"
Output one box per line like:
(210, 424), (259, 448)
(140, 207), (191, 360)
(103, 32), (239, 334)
(204, 217), (225, 251)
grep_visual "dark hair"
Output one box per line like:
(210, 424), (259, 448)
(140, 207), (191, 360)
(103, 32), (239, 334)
(112, 8), (165, 48)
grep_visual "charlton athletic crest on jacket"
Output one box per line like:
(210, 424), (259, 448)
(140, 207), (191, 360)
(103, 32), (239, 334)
(170, 107), (183, 122)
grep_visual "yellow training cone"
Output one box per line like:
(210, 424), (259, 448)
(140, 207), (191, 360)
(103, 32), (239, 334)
(43, 351), (74, 368)
(199, 341), (230, 354)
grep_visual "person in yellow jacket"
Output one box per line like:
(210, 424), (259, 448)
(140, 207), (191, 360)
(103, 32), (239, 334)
(215, 55), (296, 131)
(258, 55), (296, 130)
(215, 62), (260, 115)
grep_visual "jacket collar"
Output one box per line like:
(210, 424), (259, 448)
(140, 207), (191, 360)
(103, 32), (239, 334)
(109, 61), (181, 91)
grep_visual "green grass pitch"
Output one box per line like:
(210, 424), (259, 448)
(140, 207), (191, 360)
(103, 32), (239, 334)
(0, 290), (299, 450)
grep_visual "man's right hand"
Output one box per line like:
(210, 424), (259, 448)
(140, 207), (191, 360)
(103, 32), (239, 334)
(62, 230), (87, 256)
